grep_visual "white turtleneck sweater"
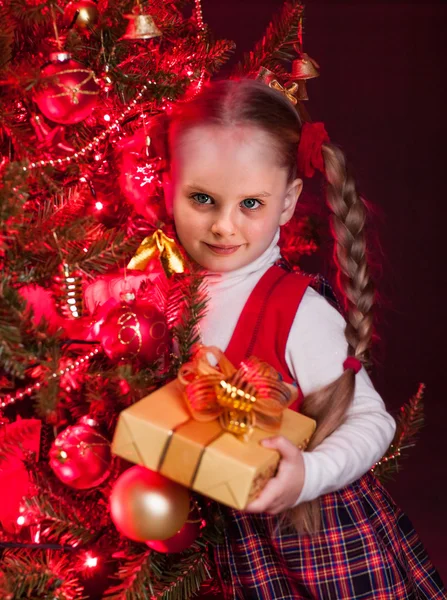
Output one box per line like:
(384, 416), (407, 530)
(199, 230), (396, 505)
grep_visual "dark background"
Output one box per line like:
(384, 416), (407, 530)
(204, 0), (447, 584)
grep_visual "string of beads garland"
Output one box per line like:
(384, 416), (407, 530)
(22, 83), (154, 171)
(0, 347), (100, 409)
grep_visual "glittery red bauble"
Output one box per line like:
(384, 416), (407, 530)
(34, 54), (100, 124)
(110, 466), (190, 542)
(146, 505), (202, 553)
(99, 299), (170, 363)
(49, 422), (112, 489)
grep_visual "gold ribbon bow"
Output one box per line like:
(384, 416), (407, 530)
(178, 346), (297, 439)
(268, 80), (300, 105)
(127, 229), (185, 277)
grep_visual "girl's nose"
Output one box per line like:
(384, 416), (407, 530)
(210, 212), (237, 238)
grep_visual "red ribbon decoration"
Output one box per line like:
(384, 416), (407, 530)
(343, 356), (362, 374)
(297, 122), (330, 178)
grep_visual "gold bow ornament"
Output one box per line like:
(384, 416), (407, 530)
(112, 346), (316, 509)
(268, 79), (300, 105)
(256, 66), (300, 105)
(127, 229), (185, 277)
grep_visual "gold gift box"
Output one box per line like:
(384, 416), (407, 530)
(112, 379), (316, 510)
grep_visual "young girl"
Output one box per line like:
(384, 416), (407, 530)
(163, 79), (445, 599)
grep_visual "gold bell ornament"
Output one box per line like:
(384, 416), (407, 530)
(287, 16), (320, 101)
(289, 52), (320, 101)
(121, 1), (162, 41)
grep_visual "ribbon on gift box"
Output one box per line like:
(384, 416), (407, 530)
(178, 346), (297, 439)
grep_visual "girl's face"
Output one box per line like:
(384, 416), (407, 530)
(170, 124), (303, 273)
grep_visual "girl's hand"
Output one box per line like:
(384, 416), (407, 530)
(244, 436), (305, 514)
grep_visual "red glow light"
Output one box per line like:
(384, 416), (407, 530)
(95, 201), (103, 210)
(103, 114), (111, 122)
(84, 553), (98, 568)
(16, 516), (25, 526)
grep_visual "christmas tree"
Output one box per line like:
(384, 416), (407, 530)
(0, 0), (424, 598)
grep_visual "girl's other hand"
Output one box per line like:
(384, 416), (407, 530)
(244, 436), (305, 514)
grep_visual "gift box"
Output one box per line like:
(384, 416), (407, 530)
(112, 347), (316, 510)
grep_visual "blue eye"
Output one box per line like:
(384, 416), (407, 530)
(192, 193), (212, 205)
(241, 198), (262, 210)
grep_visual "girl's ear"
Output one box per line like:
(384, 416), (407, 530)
(279, 178), (303, 226)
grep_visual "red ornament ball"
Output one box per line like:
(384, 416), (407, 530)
(49, 422), (112, 489)
(34, 53), (100, 124)
(99, 298), (170, 363)
(110, 466), (190, 542)
(146, 504), (202, 553)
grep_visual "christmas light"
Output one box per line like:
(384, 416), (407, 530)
(95, 201), (104, 210)
(33, 526), (41, 543)
(194, 0), (205, 31)
(84, 552), (99, 568)
(16, 516), (26, 526)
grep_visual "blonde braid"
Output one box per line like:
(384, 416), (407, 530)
(284, 142), (376, 535)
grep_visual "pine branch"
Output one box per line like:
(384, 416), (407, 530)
(149, 550), (211, 600)
(0, 419), (40, 466)
(24, 492), (98, 547)
(0, 548), (85, 600)
(372, 384), (425, 482)
(34, 190), (87, 233)
(22, 460), (113, 549)
(167, 266), (208, 369)
(0, 5), (15, 72)
(233, 0), (305, 76)
(0, 279), (43, 377)
(70, 228), (140, 275)
(104, 550), (154, 600)
(104, 548), (211, 600)
(0, 161), (29, 223)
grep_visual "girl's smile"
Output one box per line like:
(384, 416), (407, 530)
(170, 124), (303, 272)
(203, 242), (244, 255)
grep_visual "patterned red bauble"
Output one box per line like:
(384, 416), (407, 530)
(34, 53), (100, 124)
(99, 296), (170, 363)
(146, 504), (202, 553)
(110, 466), (190, 542)
(49, 420), (112, 489)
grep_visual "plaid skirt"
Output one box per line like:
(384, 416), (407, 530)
(206, 473), (445, 600)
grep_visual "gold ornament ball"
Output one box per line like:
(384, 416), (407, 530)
(65, 0), (99, 30)
(110, 466), (190, 542)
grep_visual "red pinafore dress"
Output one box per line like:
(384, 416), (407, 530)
(200, 265), (446, 600)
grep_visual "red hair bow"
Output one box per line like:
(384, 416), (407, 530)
(297, 122), (330, 178)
